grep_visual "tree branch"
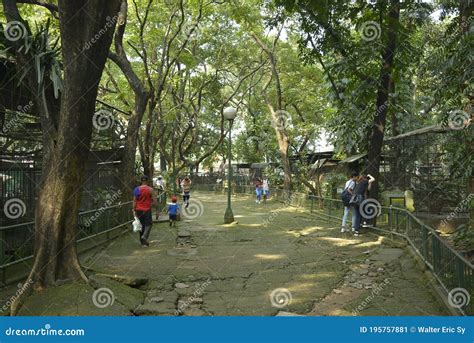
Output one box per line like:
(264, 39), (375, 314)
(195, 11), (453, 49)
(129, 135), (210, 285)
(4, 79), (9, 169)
(16, 0), (58, 18)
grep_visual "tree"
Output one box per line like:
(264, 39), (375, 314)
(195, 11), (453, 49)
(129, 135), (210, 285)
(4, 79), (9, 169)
(2, 0), (61, 173)
(366, 0), (400, 198)
(252, 31), (292, 191)
(274, 0), (410, 198)
(10, 0), (120, 314)
(108, 0), (150, 197)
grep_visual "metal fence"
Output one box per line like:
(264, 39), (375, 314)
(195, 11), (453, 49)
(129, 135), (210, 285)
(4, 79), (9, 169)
(192, 183), (473, 316)
(0, 201), (133, 285)
(0, 168), (41, 226)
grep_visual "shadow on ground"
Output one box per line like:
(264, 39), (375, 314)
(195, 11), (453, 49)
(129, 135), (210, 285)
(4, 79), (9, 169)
(4, 192), (449, 316)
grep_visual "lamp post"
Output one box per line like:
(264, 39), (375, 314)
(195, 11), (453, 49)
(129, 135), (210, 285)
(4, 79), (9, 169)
(223, 106), (237, 224)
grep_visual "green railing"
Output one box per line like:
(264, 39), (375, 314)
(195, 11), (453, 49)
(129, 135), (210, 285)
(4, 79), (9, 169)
(305, 195), (473, 314)
(0, 201), (134, 286)
(192, 183), (473, 316)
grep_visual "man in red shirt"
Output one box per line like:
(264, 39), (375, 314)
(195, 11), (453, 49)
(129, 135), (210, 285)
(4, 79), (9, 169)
(133, 175), (155, 247)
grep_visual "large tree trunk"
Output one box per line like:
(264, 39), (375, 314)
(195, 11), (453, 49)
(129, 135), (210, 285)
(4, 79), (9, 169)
(252, 32), (292, 192)
(388, 78), (403, 189)
(160, 154), (167, 171)
(366, 0), (400, 199)
(139, 100), (157, 178)
(12, 0), (120, 314)
(108, 0), (150, 198)
(266, 102), (292, 192)
(121, 94), (148, 193)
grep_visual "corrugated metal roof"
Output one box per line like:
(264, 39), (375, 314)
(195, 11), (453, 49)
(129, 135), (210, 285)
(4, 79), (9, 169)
(250, 163), (269, 169)
(383, 124), (454, 142)
(339, 153), (367, 164)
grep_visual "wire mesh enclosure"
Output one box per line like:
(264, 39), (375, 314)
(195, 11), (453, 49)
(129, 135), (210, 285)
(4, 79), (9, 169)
(382, 126), (469, 211)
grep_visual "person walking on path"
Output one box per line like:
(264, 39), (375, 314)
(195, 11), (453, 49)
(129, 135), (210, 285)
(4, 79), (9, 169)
(176, 177), (183, 193)
(133, 175), (156, 247)
(350, 174), (375, 236)
(222, 178), (227, 194)
(254, 178), (263, 204)
(167, 195), (180, 227)
(262, 177), (270, 203)
(155, 175), (166, 191)
(341, 171), (359, 233)
(154, 175), (166, 219)
(181, 176), (192, 208)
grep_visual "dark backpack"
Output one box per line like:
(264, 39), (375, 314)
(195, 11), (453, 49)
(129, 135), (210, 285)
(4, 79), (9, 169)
(341, 181), (354, 206)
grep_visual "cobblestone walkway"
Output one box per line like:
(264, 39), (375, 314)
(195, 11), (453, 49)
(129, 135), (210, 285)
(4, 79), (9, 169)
(81, 192), (448, 316)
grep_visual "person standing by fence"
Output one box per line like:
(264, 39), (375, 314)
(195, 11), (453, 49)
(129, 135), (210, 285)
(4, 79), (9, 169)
(341, 172), (358, 233)
(350, 174), (375, 236)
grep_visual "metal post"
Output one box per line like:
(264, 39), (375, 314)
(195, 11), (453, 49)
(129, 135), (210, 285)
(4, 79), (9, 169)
(389, 205), (393, 240)
(328, 200), (331, 220)
(0, 229), (4, 267)
(224, 119), (234, 224)
(422, 225), (428, 259)
(432, 234), (440, 275)
(407, 213), (411, 237)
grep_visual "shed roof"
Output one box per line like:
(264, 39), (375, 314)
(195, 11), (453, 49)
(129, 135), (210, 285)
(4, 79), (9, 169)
(383, 124), (454, 142)
(339, 153), (367, 164)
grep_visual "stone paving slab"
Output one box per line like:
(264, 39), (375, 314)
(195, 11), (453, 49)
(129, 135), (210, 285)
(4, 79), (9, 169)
(7, 192), (448, 316)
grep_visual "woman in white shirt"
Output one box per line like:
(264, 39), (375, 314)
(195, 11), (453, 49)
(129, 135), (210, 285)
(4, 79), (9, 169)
(262, 178), (270, 203)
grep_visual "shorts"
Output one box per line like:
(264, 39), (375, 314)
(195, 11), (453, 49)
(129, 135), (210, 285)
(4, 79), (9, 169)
(169, 214), (177, 221)
(135, 210), (152, 227)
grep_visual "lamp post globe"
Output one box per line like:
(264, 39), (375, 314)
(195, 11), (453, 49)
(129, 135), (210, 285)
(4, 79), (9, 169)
(223, 106), (237, 121)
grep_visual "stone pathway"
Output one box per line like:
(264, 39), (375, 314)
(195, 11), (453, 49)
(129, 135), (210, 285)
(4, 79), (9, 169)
(80, 192), (448, 316)
(1, 192), (448, 316)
